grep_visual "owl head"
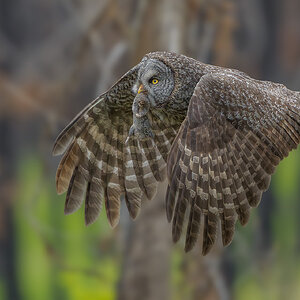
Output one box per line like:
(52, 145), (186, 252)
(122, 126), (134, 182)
(133, 58), (174, 108)
(132, 52), (202, 111)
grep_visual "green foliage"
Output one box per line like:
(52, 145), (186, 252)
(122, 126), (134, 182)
(171, 248), (191, 300)
(0, 279), (7, 300)
(10, 148), (300, 300)
(13, 156), (119, 300)
(234, 149), (300, 300)
(14, 157), (55, 300)
(272, 150), (300, 257)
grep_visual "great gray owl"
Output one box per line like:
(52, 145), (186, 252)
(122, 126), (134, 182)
(53, 52), (300, 255)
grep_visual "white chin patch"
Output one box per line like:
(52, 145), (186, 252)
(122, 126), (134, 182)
(132, 83), (139, 94)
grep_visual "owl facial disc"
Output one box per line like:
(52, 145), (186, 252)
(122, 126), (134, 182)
(135, 58), (174, 107)
(127, 58), (175, 140)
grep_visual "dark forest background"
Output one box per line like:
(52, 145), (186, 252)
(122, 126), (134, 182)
(0, 0), (300, 299)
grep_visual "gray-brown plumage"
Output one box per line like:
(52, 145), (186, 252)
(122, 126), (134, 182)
(53, 51), (300, 255)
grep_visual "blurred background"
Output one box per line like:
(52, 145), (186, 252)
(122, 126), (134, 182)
(1, 0), (300, 299)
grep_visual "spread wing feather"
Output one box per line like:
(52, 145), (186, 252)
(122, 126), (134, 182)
(53, 66), (178, 226)
(167, 72), (300, 254)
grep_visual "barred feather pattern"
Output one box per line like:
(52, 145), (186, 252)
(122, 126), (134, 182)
(53, 66), (179, 227)
(167, 72), (300, 255)
(53, 51), (300, 255)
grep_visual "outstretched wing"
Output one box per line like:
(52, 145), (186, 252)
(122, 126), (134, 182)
(167, 72), (300, 254)
(53, 66), (178, 227)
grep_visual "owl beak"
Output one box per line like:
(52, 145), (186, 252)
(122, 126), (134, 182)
(137, 84), (146, 94)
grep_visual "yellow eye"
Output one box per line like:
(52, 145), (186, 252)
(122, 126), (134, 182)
(151, 78), (159, 85)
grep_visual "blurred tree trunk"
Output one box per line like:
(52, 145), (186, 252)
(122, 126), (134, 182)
(117, 182), (171, 300)
(188, 246), (229, 300)
(117, 1), (185, 299)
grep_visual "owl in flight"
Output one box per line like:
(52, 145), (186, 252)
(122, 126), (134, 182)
(53, 52), (300, 255)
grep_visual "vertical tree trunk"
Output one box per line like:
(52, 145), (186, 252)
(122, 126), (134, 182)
(117, 182), (171, 300)
(117, 1), (185, 299)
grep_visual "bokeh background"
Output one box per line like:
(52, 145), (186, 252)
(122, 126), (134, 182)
(1, 0), (300, 299)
